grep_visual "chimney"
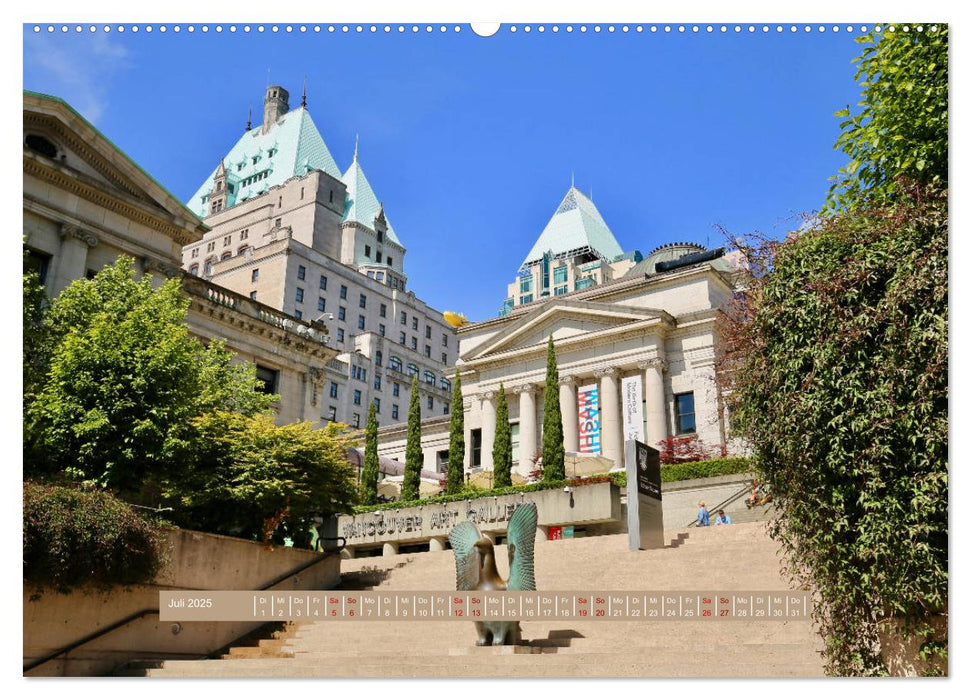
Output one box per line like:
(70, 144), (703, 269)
(262, 85), (290, 133)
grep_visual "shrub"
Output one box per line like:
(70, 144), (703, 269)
(23, 482), (168, 591)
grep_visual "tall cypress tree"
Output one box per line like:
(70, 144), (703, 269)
(446, 372), (465, 494)
(402, 375), (423, 501)
(359, 400), (379, 505)
(492, 383), (512, 488)
(542, 334), (565, 481)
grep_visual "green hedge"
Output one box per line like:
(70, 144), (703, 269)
(351, 459), (751, 514)
(23, 482), (169, 591)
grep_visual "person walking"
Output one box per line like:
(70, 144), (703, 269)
(697, 501), (710, 527)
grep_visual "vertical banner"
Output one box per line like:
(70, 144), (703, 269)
(577, 383), (601, 454)
(621, 375), (644, 443)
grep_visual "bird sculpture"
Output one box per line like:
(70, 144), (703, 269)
(448, 502), (538, 646)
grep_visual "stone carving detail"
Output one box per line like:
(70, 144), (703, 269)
(60, 223), (98, 248)
(142, 257), (180, 278)
(480, 390), (497, 402)
(308, 366), (326, 407)
(638, 358), (668, 373)
(511, 383), (536, 395)
(594, 366), (620, 378)
(557, 373), (579, 387)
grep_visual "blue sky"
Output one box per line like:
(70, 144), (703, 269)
(23, 24), (865, 321)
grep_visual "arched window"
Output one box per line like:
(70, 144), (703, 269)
(423, 371), (435, 386)
(389, 356), (402, 372)
(407, 363), (419, 378)
(440, 377), (452, 393)
(238, 244), (249, 256)
(189, 264), (199, 276)
(204, 259), (215, 276)
(375, 350), (383, 367)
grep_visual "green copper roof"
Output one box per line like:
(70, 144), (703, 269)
(520, 186), (624, 269)
(341, 149), (401, 245)
(188, 106), (341, 218)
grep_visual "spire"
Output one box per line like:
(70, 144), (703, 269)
(246, 105), (252, 132)
(301, 77), (307, 107)
(571, 170), (575, 188)
(354, 134), (359, 162)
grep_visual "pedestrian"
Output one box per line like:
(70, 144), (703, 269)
(697, 501), (710, 527)
(714, 509), (732, 526)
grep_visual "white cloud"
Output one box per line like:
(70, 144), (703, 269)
(24, 33), (130, 124)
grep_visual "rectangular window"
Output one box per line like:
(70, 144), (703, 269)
(376, 251), (383, 263)
(337, 328), (345, 342)
(377, 231), (384, 243)
(411, 337), (418, 350)
(442, 334), (448, 347)
(379, 324), (386, 337)
(255, 365), (279, 395)
(393, 382), (400, 397)
(275, 217), (282, 228)
(353, 390), (362, 405)
(392, 404), (399, 420)
(374, 398), (381, 413)
(327, 406), (337, 422)
(297, 265), (306, 280)
(554, 285), (568, 296)
(412, 317), (419, 331)
(320, 275), (328, 290)
(443, 403), (450, 416)
(400, 311), (407, 325)
(424, 345), (431, 358)
(442, 353), (448, 364)
(240, 229), (249, 240)
(427, 396), (434, 410)
(520, 294), (533, 304)
(295, 288), (304, 303)
(553, 265), (568, 285)
(379, 303), (387, 318)
(207, 242), (215, 253)
(359, 294), (367, 309)
(340, 285), (347, 299)
(330, 382), (338, 398)
(318, 297), (326, 312)
(352, 413), (360, 428)
(399, 331), (407, 345)
(520, 275), (533, 294)
(511, 422), (520, 464)
(471, 429), (482, 467)
(252, 269), (259, 282)
(425, 326), (432, 339)
(338, 307), (346, 321)
(388, 257), (393, 267)
(364, 244), (371, 258)
(191, 248), (199, 258)
(250, 291), (257, 300)
(294, 310), (303, 319)
(374, 375), (382, 391)
(358, 315), (366, 330)
(376, 351), (383, 366)
(675, 392), (697, 435)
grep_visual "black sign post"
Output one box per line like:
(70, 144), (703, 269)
(625, 439), (664, 550)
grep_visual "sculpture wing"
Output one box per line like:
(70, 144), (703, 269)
(506, 503), (538, 591)
(449, 521), (483, 591)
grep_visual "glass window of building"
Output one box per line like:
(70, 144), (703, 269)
(352, 413), (360, 428)
(320, 275), (327, 290)
(427, 396), (434, 410)
(423, 371), (435, 385)
(249, 291), (256, 300)
(375, 351), (383, 366)
(553, 265), (568, 285)
(443, 403), (450, 416)
(294, 310), (302, 319)
(392, 404), (399, 420)
(389, 357), (402, 372)
(400, 311), (407, 325)
(441, 377), (452, 392)
(407, 363), (419, 378)
(425, 326), (432, 339)
(330, 382), (338, 398)
(251, 268), (259, 282)
(360, 294), (367, 309)
(520, 294), (533, 304)
(340, 285), (347, 299)
(379, 303), (387, 318)
(353, 390), (362, 405)
(393, 382), (400, 397)
(410, 337), (418, 350)
(412, 317), (419, 331)
(255, 365), (279, 394)
(318, 297), (326, 312)
(554, 285), (568, 296)
(295, 288), (304, 303)
(374, 398), (381, 413)
(675, 392), (696, 434)
(337, 328), (345, 342)
(442, 334), (448, 347)
(327, 406), (337, 421)
(425, 345), (431, 358)
(297, 265), (306, 280)
(364, 245), (371, 258)
(374, 375), (382, 391)
(399, 331), (407, 345)
(379, 324), (386, 337)
(338, 307), (346, 321)
(358, 315), (366, 330)
(520, 275), (533, 294)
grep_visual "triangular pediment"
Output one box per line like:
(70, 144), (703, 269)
(24, 92), (206, 241)
(464, 300), (671, 361)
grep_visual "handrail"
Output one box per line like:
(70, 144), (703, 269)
(24, 542), (343, 673)
(685, 483), (754, 528)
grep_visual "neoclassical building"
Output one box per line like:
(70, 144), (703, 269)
(180, 85), (456, 430)
(377, 186), (741, 477)
(23, 91), (338, 425)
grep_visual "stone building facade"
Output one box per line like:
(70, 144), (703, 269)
(23, 91), (337, 424)
(181, 85), (456, 429)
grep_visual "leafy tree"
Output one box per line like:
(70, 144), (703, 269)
(25, 257), (275, 499)
(721, 27), (947, 675)
(492, 383), (512, 487)
(164, 412), (358, 544)
(360, 400), (380, 505)
(828, 25), (948, 210)
(542, 334), (565, 480)
(402, 376), (423, 501)
(23, 260), (50, 405)
(446, 372), (465, 494)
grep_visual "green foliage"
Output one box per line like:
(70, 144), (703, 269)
(492, 383), (513, 488)
(23, 482), (169, 591)
(359, 401), (380, 505)
(402, 376), (423, 501)
(542, 335), (565, 480)
(24, 257), (275, 499)
(23, 260), (50, 406)
(164, 412), (358, 544)
(446, 373), (465, 494)
(660, 457), (752, 483)
(828, 26), (948, 210)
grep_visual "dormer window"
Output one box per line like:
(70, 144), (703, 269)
(377, 231), (384, 243)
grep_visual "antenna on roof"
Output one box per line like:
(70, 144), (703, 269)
(301, 76), (307, 107)
(246, 105), (252, 132)
(354, 134), (360, 162)
(571, 171), (575, 188)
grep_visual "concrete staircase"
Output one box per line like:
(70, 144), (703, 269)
(123, 521), (825, 678)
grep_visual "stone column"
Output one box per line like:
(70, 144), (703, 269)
(382, 542), (399, 557)
(558, 375), (579, 453)
(596, 367), (623, 469)
(480, 390), (497, 472)
(514, 384), (538, 475)
(642, 358), (669, 449)
(51, 224), (98, 296)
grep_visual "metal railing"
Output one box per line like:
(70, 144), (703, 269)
(684, 483), (754, 528)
